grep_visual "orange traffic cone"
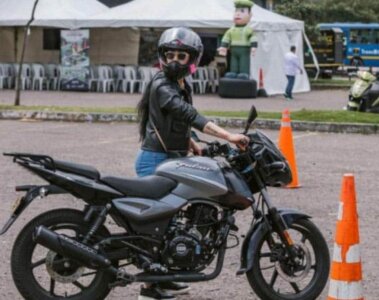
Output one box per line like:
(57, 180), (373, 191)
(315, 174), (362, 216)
(257, 68), (268, 97)
(327, 174), (364, 300)
(278, 109), (300, 188)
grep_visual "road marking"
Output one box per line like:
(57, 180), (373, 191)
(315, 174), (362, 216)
(293, 132), (319, 140)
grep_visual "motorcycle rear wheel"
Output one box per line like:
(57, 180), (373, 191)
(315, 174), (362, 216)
(246, 218), (330, 300)
(11, 209), (115, 300)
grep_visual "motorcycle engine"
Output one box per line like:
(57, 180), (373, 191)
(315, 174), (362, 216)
(161, 202), (220, 271)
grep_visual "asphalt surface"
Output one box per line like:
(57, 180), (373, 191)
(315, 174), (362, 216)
(0, 120), (378, 300)
(0, 89), (350, 112)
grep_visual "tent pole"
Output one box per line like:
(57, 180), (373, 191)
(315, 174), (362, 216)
(303, 31), (320, 80)
(14, 0), (40, 106)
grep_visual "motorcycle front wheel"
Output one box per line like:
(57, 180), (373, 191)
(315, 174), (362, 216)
(11, 209), (115, 300)
(246, 218), (330, 300)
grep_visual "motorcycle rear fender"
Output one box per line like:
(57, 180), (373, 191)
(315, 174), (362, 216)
(0, 185), (67, 235)
(237, 209), (310, 275)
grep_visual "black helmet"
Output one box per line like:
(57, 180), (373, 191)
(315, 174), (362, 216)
(158, 27), (203, 80)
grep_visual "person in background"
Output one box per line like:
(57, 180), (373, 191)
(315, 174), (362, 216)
(284, 45), (303, 100)
(135, 27), (249, 300)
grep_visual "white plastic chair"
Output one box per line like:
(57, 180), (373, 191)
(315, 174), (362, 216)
(0, 64), (9, 89)
(190, 68), (205, 94)
(31, 64), (48, 90)
(117, 66), (140, 93)
(2, 64), (15, 88)
(137, 66), (153, 93)
(45, 64), (59, 90)
(97, 66), (115, 93)
(207, 66), (220, 93)
(88, 65), (99, 92)
(14, 64), (31, 90)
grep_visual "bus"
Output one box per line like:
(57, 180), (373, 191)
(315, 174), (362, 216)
(304, 27), (344, 77)
(318, 23), (379, 67)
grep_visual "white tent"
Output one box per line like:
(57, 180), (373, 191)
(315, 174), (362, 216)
(0, 0), (313, 94)
(0, 0), (108, 28)
(77, 0), (311, 95)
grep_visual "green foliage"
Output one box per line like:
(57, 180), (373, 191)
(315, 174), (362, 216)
(275, 0), (379, 38)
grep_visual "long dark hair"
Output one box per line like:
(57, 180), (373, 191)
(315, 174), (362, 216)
(137, 79), (153, 141)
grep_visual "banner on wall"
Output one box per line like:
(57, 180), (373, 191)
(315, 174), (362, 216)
(60, 30), (90, 91)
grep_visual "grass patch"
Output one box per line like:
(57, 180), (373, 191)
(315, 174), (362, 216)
(310, 79), (351, 87)
(1, 105), (379, 124)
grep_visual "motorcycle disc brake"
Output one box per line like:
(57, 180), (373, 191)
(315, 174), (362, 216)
(45, 250), (85, 283)
(274, 243), (312, 283)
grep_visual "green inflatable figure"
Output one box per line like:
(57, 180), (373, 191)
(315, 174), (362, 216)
(218, 0), (257, 79)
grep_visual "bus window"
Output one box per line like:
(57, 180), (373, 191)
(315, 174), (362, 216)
(373, 29), (379, 44)
(350, 29), (358, 44)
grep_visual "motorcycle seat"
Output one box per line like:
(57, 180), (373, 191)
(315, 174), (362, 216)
(101, 175), (177, 199)
(54, 160), (100, 180)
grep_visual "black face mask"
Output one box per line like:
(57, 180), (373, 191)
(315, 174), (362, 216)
(163, 61), (189, 81)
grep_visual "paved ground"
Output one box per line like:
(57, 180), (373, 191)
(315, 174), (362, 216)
(0, 88), (350, 112)
(0, 120), (377, 300)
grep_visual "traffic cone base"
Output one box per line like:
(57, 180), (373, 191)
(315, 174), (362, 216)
(278, 109), (300, 188)
(257, 68), (268, 97)
(327, 174), (364, 300)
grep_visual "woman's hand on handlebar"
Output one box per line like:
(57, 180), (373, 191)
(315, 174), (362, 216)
(227, 133), (249, 150)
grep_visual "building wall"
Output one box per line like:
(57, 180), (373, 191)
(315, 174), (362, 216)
(20, 27), (60, 63)
(0, 27), (140, 65)
(0, 27), (17, 62)
(90, 28), (140, 65)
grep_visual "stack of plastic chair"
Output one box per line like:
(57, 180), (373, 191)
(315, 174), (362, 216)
(97, 65), (115, 93)
(138, 66), (152, 93)
(14, 64), (31, 90)
(0, 64), (9, 89)
(88, 65), (99, 92)
(31, 64), (48, 90)
(45, 64), (59, 90)
(207, 66), (220, 93)
(190, 68), (205, 94)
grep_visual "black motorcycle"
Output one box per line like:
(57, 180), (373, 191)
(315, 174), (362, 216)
(1, 106), (330, 300)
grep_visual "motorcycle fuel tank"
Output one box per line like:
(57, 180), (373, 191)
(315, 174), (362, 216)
(156, 156), (228, 199)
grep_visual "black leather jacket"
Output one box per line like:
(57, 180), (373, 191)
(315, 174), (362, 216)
(141, 71), (209, 154)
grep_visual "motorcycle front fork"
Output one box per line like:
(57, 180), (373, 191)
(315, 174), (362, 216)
(259, 189), (299, 259)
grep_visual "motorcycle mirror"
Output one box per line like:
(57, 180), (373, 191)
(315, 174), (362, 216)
(243, 106), (258, 134)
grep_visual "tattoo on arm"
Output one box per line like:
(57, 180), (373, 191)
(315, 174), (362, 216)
(203, 122), (229, 140)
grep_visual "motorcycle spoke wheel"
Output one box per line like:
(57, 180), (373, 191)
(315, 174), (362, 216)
(30, 228), (97, 298)
(11, 209), (115, 300)
(247, 219), (330, 300)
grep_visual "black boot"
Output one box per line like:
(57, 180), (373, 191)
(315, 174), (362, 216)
(138, 284), (176, 300)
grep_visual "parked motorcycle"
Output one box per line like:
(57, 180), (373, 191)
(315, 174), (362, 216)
(347, 70), (379, 113)
(1, 106), (330, 300)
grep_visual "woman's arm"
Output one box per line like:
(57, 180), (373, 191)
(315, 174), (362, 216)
(203, 121), (249, 147)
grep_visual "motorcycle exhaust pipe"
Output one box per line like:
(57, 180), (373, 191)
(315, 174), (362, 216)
(34, 225), (113, 270)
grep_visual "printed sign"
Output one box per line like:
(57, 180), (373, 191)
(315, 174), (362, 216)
(60, 30), (90, 91)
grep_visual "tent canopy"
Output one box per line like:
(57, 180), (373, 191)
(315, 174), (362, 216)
(0, 0), (311, 95)
(0, 0), (108, 28)
(78, 0), (304, 31)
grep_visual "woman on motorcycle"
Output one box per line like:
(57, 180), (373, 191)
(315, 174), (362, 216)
(135, 27), (248, 299)
(136, 27), (248, 177)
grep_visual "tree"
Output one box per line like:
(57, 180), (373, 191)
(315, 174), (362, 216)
(275, 0), (379, 38)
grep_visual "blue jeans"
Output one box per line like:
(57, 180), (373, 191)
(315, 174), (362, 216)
(135, 150), (169, 177)
(285, 75), (295, 98)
